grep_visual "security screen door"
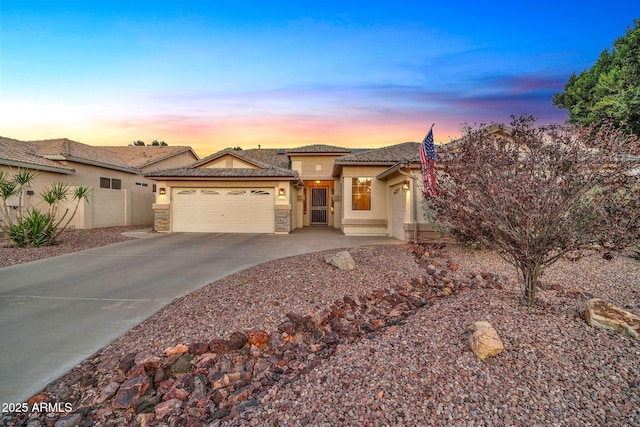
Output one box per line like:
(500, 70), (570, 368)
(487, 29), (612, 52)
(310, 187), (328, 225)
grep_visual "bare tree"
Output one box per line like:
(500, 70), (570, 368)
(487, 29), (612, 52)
(431, 116), (640, 306)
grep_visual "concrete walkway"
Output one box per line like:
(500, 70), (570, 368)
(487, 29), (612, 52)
(0, 228), (398, 403)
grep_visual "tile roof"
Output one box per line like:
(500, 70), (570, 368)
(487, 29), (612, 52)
(0, 137), (74, 173)
(285, 144), (352, 154)
(144, 166), (300, 180)
(28, 138), (135, 171)
(335, 142), (420, 164)
(100, 146), (198, 168)
(193, 148), (290, 170)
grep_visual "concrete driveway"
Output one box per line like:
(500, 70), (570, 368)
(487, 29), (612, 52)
(0, 228), (398, 403)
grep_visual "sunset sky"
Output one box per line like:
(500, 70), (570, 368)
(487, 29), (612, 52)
(1, 1), (638, 157)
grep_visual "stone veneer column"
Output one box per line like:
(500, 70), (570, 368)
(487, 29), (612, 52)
(275, 205), (292, 234)
(153, 204), (170, 232)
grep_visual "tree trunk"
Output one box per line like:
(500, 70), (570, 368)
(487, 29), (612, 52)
(522, 264), (541, 307)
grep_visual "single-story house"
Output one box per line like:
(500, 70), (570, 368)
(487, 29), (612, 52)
(0, 136), (199, 229)
(145, 142), (441, 241)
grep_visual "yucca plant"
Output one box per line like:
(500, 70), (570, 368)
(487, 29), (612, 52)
(1, 168), (92, 247)
(10, 209), (56, 248)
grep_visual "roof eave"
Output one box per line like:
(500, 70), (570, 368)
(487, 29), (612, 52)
(44, 155), (139, 174)
(0, 159), (75, 174)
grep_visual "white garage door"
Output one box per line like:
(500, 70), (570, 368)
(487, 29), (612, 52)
(172, 188), (275, 233)
(391, 185), (408, 240)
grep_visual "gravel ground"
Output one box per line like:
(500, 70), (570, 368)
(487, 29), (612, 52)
(2, 230), (639, 426)
(0, 226), (148, 268)
(230, 248), (640, 426)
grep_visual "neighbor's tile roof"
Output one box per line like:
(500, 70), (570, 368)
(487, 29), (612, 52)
(28, 138), (134, 171)
(100, 146), (198, 169)
(335, 142), (419, 164)
(144, 166), (300, 180)
(0, 137), (74, 173)
(285, 144), (352, 154)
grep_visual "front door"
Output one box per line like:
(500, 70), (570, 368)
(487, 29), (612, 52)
(310, 187), (328, 225)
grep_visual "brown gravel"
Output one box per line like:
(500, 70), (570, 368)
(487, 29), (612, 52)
(3, 232), (640, 426)
(0, 226), (148, 268)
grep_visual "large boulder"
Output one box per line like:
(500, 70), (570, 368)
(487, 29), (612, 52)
(585, 298), (640, 340)
(468, 321), (504, 360)
(324, 251), (356, 270)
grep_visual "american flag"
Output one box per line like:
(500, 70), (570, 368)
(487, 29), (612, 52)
(419, 127), (436, 196)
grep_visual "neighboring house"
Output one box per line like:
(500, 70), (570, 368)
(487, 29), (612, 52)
(0, 136), (198, 229)
(145, 143), (440, 241)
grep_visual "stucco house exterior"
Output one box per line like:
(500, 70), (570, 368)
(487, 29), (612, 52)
(0, 136), (198, 229)
(146, 142), (439, 241)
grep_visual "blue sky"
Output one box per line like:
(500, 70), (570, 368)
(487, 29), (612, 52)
(1, 1), (638, 156)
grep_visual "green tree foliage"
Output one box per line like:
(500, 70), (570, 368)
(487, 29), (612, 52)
(430, 116), (640, 306)
(553, 19), (640, 136)
(133, 140), (145, 146)
(151, 140), (168, 146)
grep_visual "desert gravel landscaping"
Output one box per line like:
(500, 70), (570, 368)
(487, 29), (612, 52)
(0, 226), (148, 268)
(1, 229), (639, 426)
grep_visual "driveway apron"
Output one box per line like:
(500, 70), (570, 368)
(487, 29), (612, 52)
(0, 228), (398, 403)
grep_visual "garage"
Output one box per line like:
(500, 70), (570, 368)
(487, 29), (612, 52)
(172, 188), (275, 233)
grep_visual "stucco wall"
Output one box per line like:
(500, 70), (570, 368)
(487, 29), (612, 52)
(290, 155), (341, 180)
(340, 165), (389, 236)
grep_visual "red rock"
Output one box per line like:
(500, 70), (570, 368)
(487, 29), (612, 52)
(112, 376), (151, 409)
(94, 381), (121, 405)
(137, 413), (155, 427)
(163, 344), (189, 357)
(27, 393), (49, 406)
(164, 387), (189, 401)
(247, 330), (269, 349)
(154, 399), (182, 419)
(189, 342), (210, 355)
(127, 364), (147, 379)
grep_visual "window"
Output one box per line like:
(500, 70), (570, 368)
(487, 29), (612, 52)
(251, 190), (271, 196)
(352, 177), (371, 210)
(227, 189), (246, 196)
(100, 177), (122, 190)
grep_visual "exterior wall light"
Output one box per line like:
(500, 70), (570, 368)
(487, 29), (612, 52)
(278, 187), (286, 196)
(402, 181), (411, 192)
(159, 187), (166, 195)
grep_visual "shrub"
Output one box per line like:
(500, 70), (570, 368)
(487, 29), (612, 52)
(10, 209), (57, 247)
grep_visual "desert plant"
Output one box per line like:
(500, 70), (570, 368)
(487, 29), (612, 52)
(0, 168), (92, 247)
(10, 209), (57, 247)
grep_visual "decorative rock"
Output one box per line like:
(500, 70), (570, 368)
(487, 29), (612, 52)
(53, 413), (82, 427)
(468, 321), (504, 360)
(112, 376), (151, 409)
(95, 382), (121, 405)
(247, 330), (269, 349)
(585, 298), (640, 340)
(154, 399), (182, 419)
(228, 332), (248, 350)
(171, 353), (193, 374)
(324, 251), (356, 270)
(163, 344), (189, 357)
(189, 342), (210, 355)
(209, 339), (231, 354)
